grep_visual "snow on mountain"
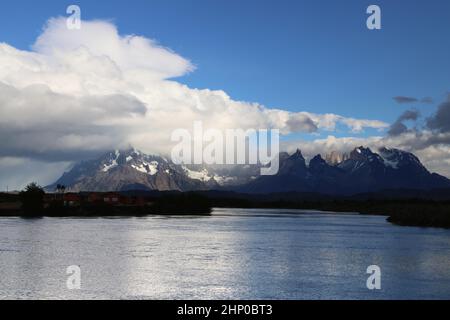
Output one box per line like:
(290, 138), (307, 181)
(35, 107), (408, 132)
(183, 166), (212, 182)
(99, 149), (159, 175)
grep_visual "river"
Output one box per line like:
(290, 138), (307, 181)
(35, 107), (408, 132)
(1, 208), (450, 299)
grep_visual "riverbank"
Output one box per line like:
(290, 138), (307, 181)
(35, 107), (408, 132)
(0, 205), (212, 218)
(0, 192), (212, 217)
(1, 191), (449, 228)
(203, 194), (450, 229)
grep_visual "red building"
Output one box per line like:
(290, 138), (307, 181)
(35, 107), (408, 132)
(87, 193), (102, 204)
(103, 192), (120, 204)
(63, 193), (81, 206)
(44, 192), (150, 207)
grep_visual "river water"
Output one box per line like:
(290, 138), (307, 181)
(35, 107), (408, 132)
(1, 208), (450, 299)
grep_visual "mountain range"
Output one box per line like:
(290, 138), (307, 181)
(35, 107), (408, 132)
(47, 147), (450, 195)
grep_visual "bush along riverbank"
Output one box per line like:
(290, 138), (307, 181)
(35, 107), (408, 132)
(386, 204), (450, 228)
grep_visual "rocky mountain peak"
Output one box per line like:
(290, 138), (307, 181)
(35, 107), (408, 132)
(350, 146), (374, 159)
(378, 147), (424, 170)
(325, 151), (350, 166)
(47, 146), (450, 194)
(290, 148), (304, 160)
(309, 154), (326, 167)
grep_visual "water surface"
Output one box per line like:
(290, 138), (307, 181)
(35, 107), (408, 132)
(1, 208), (450, 299)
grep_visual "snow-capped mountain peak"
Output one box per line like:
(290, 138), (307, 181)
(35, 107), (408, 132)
(98, 149), (160, 175)
(47, 146), (450, 194)
(378, 147), (425, 170)
(47, 148), (262, 192)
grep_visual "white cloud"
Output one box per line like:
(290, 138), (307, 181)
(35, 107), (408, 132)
(0, 17), (390, 189)
(34, 18), (194, 80)
(303, 112), (388, 133)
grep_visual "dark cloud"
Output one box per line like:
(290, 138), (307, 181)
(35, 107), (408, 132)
(393, 96), (418, 104)
(388, 109), (420, 136)
(393, 96), (434, 105)
(0, 82), (147, 162)
(388, 121), (408, 136)
(426, 98), (450, 133)
(388, 97), (450, 150)
(421, 97), (434, 104)
(398, 109), (420, 122)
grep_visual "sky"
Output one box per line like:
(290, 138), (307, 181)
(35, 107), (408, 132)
(0, 0), (450, 189)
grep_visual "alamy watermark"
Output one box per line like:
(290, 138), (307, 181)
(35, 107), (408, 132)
(66, 5), (81, 30)
(66, 265), (81, 290)
(366, 5), (381, 30)
(171, 121), (280, 175)
(366, 265), (381, 290)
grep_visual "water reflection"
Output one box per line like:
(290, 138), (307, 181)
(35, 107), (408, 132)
(0, 209), (450, 299)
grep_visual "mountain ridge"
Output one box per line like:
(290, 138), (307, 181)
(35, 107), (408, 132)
(47, 146), (450, 194)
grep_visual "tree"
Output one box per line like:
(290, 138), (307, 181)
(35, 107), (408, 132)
(20, 182), (45, 215)
(56, 184), (66, 194)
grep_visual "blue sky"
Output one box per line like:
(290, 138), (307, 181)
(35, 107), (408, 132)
(1, 0), (449, 138)
(1, 0), (450, 188)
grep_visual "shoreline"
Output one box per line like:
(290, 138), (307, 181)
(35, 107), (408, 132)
(1, 205), (449, 229)
(1, 191), (449, 228)
(0, 206), (212, 218)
